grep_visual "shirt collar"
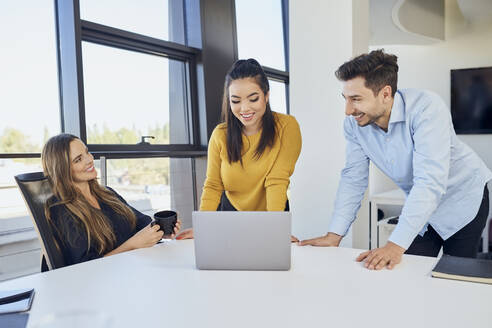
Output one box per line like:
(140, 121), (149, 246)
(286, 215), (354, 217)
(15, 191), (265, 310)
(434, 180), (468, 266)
(388, 91), (405, 125)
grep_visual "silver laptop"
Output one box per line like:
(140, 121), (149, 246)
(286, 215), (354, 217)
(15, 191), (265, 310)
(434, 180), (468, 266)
(192, 211), (291, 271)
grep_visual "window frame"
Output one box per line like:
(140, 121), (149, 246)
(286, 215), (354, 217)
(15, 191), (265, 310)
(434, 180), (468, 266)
(234, 0), (290, 114)
(0, 0), (290, 160)
(56, 0), (205, 156)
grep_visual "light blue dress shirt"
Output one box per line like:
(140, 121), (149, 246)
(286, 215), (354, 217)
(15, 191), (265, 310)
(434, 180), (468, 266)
(328, 89), (492, 249)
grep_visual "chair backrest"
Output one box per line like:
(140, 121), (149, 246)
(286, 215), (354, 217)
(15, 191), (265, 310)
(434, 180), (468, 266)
(14, 172), (65, 270)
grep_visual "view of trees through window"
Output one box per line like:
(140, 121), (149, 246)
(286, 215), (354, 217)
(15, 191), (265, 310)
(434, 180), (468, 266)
(0, 128), (50, 154)
(87, 123), (169, 145)
(0, 123), (172, 186)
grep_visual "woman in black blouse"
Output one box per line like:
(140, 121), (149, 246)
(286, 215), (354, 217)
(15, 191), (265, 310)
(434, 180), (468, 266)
(42, 133), (181, 266)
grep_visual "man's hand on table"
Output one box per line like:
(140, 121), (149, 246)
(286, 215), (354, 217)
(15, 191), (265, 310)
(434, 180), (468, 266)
(356, 241), (405, 270)
(297, 232), (342, 247)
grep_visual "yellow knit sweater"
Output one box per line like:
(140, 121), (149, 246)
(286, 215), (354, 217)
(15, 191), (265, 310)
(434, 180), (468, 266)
(200, 112), (302, 211)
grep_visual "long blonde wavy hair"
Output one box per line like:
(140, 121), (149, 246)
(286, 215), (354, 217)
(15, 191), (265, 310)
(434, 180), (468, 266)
(42, 134), (136, 255)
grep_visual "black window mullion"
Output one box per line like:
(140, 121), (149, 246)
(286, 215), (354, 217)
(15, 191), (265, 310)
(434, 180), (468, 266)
(80, 20), (199, 62)
(285, 82), (290, 115)
(263, 66), (290, 115)
(0, 153), (41, 159)
(89, 150), (206, 160)
(88, 144), (205, 152)
(186, 59), (201, 146)
(55, 0), (86, 140)
(263, 66), (289, 84)
(190, 0), (237, 143)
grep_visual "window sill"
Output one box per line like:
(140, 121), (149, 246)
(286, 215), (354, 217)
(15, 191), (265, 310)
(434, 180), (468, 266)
(0, 217), (40, 281)
(0, 216), (37, 249)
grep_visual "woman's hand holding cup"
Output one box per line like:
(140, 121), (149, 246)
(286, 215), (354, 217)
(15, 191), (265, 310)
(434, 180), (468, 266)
(153, 210), (181, 239)
(128, 223), (164, 249)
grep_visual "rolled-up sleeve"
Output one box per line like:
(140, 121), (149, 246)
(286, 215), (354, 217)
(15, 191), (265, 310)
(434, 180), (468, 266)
(389, 98), (450, 249)
(328, 117), (369, 236)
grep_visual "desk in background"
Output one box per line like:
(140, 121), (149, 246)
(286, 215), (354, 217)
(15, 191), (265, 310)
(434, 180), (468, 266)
(369, 188), (490, 252)
(369, 188), (406, 249)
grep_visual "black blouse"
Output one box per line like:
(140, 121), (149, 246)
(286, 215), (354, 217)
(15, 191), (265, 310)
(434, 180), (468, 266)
(48, 187), (151, 266)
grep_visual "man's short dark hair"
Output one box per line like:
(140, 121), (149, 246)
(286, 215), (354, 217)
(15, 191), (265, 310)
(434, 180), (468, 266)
(335, 49), (399, 97)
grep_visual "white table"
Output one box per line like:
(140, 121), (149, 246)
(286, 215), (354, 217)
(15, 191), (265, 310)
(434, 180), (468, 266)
(1, 240), (491, 328)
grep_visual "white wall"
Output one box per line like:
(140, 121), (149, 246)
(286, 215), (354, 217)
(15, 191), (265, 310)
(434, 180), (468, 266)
(375, 0), (492, 169)
(289, 0), (369, 246)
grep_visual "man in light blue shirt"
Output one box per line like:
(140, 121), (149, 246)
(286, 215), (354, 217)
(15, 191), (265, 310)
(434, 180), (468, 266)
(300, 50), (491, 270)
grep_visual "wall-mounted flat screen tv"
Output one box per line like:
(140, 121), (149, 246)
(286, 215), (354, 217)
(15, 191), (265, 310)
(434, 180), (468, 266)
(451, 67), (492, 134)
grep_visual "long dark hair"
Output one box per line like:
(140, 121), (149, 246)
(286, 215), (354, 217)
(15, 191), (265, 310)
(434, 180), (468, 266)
(42, 133), (137, 254)
(221, 58), (276, 163)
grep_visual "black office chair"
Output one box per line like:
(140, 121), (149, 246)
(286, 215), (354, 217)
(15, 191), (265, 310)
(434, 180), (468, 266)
(14, 172), (65, 271)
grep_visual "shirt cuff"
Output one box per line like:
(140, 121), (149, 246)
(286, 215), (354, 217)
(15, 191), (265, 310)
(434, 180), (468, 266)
(388, 219), (419, 250)
(328, 217), (352, 237)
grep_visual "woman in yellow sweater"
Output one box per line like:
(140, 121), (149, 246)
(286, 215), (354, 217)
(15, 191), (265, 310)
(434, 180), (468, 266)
(177, 58), (301, 239)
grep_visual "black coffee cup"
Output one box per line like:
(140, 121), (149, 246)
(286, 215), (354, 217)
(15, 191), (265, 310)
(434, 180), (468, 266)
(153, 210), (177, 235)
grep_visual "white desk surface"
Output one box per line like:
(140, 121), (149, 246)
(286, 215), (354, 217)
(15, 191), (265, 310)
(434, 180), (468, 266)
(1, 240), (491, 328)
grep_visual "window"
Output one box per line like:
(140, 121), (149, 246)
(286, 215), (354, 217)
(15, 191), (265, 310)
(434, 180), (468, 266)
(234, 0), (289, 114)
(0, 159), (42, 220)
(106, 158), (195, 223)
(57, 0), (201, 227)
(82, 42), (191, 145)
(235, 0), (286, 70)
(80, 0), (185, 44)
(269, 79), (287, 114)
(73, 0), (198, 151)
(0, 1), (60, 153)
(0, 1), (59, 228)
